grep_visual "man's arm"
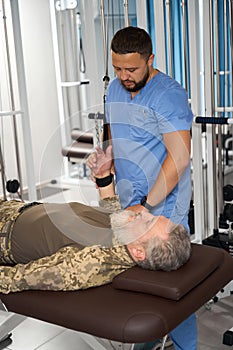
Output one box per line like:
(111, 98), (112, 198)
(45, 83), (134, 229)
(0, 245), (134, 294)
(86, 145), (121, 210)
(128, 130), (191, 212)
(147, 130), (191, 206)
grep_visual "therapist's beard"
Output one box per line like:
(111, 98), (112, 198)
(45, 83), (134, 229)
(121, 69), (150, 92)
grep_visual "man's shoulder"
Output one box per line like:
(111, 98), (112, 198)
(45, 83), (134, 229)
(107, 78), (126, 101)
(154, 71), (184, 91)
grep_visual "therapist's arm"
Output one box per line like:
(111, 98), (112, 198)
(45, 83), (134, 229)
(127, 130), (191, 212)
(147, 130), (191, 207)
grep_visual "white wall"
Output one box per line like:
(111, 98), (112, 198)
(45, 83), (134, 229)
(0, 0), (64, 197)
(19, 0), (63, 186)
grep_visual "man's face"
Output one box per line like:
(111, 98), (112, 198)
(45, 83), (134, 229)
(111, 210), (172, 245)
(111, 52), (153, 93)
(129, 211), (171, 243)
(116, 210), (173, 263)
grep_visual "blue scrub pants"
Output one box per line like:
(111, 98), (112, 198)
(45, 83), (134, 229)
(170, 313), (197, 350)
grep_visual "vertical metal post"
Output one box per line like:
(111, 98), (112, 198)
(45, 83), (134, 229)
(181, 0), (188, 90)
(100, 0), (108, 77)
(0, 138), (7, 200)
(215, 0), (224, 217)
(202, 0), (219, 236)
(135, 0), (148, 30)
(153, 0), (166, 72)
(187, 0), (205, 241)
(2, 0), (23, 197)
(79, 0), (101, 111)
(10, 0), (37, 201)
(229, 0), (233, 115)
(165, 0), (173, 76)
(99, 0), (110, 150)
(123, 0), (129, 27)
(50, 0), (71, 179)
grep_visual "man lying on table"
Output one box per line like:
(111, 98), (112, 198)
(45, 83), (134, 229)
(0, 147), (191, 294)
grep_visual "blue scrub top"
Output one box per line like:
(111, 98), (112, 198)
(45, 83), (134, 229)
(106, 71), (193, 230)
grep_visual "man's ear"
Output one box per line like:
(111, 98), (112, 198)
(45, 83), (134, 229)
(128, 245), (146, 262)
(147, 54), (154, 67)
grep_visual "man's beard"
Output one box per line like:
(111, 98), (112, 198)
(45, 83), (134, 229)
(110, 210), (139, 245)
(110, 210), (152, 245)
(121, 68), (150, 92)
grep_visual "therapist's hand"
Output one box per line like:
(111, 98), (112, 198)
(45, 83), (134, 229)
(126, 204), (148, 214)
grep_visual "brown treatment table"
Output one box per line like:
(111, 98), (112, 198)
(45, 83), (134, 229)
(0, 243), (232, 345)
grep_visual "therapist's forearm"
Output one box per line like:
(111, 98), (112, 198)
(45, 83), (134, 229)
(147, 130), (191, 207)
(146, 154), (187, 207)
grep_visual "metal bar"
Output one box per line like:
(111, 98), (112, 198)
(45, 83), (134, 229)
(215, 0), (224, 217)
(181, 0), (188, 90)
(60, 80), (89, 87)
(0, 111), (23, 117)
(195, 116), (233, 125)
(229, 0), (233, 116)
(203, 0), (219, 235)
(215, 0), (220, 110)
(123, 0), (129, 27)
(99, 0), (110, 150)
(2, 0), (23, 198)
(49, 0), (70, 178)
(10, 0), (37, 200)
(153, 0), (166, 72)
(100, 0), (108, 78)
(0, 137), (7, 200)
(135, 0), (147, 30)
(224, 0), (228, 111)
(187, 0), (206, 242)
(216, 106), (233, 112)
(165, 0), (173, 76)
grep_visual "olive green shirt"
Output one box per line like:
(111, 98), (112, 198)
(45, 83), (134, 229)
(0, 197), (135, 294)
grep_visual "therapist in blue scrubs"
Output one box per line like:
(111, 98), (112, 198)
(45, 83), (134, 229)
(89, 26), (197, 350)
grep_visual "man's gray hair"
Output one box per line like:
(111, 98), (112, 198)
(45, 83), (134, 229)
(137, 224), (191, 271)
(110, 210), (191, 271)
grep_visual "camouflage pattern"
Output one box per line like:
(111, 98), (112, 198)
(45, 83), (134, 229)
(0, 244), (135, 294)
(99, 195), (121, 211)
(0, 198), (135, 294)
(0, 200), (29, 264)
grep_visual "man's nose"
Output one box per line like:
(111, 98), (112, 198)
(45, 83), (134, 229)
(120, 70), (130, 80)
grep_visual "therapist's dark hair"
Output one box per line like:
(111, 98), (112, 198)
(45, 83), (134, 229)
(111, 26), (152, 61)
(137, 224), (191, 271)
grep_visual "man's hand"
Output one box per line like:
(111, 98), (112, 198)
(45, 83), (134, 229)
(126, 204), (149, 214)
(86, 145), (113, 181)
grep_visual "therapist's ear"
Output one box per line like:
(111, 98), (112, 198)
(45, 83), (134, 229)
(147, 54), (154, 67)
(127, 245), (146, 262)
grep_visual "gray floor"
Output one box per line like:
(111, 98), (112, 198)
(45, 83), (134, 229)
(2, 177), (233, 350)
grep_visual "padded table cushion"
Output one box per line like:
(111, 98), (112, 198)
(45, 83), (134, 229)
(0, 244), (233, 343)
(62, 141), (94, 158)
(71, 129), (93, 143)
(113, 243), (224, 300)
